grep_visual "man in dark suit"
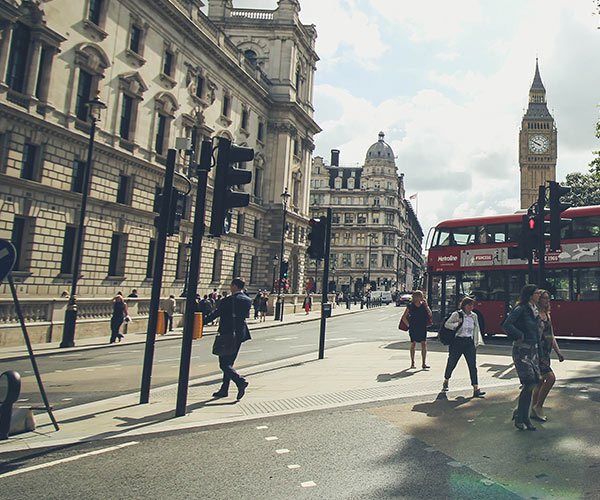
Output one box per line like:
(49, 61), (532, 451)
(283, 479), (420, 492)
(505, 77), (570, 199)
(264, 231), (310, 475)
(205, 277), (252, 400)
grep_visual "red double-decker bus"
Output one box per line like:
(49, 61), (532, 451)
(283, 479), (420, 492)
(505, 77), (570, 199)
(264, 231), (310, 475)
(425, 206), (600, 338)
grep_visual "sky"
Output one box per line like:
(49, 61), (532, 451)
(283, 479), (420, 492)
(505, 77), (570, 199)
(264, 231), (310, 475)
(230, 0), (600, 238)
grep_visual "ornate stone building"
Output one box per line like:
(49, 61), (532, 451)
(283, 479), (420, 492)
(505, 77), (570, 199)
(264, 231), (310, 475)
(0, 0), (320, 300)
(309, 132), (423, 294)
(519, 60), (557, 209)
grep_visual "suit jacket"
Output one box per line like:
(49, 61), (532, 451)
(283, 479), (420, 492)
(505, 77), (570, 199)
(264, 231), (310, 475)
(205, 291), (252, 343)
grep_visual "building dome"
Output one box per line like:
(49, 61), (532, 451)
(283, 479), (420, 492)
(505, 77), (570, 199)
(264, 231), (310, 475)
(365, 131), (395, 163)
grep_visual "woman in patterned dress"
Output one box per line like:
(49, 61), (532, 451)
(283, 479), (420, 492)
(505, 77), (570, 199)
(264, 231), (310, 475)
(531, 290), (564, 422)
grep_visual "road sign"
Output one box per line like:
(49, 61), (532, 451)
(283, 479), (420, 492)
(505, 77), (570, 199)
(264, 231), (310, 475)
(0, 239), (17, 282)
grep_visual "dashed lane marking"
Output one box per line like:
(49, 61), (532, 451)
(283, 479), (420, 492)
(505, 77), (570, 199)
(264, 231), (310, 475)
(157, 358), (179, 363)
(273, 337), (298, 341)
(288, 464), (301, 469)
(301, 481), (316, 488)
(276, 449), (290, 454)
(256, 426), (268, 430)
(265, 436), (278, 441)
(0, 441), (139, 479)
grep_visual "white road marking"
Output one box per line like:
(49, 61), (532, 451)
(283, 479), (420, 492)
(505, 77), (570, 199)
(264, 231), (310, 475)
(242, 349), (263, 353)
(327, 338), (353, 341)
(276, 449), (290, 454)
(498, 366), (514, 377)
(287, 464), (301, 469)
(61, 398), (73, 401)
(265, 436), (278, 441)
(17, 398), (29, 402)
(256, 425), (268, 430)
(301, 481), (316, 488)
(273, 337), (298, 341)
(0, 441), (139, 479)
(290, 344), (314, 348)
(157, 358), (179, 363)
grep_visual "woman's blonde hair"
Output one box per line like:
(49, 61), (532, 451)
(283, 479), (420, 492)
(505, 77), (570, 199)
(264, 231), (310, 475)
(537, 289), (551, 313)
(412, 290), (424, 300)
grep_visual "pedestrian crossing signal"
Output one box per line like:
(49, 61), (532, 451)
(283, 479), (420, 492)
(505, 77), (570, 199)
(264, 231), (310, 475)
(307, 217), (327, 260)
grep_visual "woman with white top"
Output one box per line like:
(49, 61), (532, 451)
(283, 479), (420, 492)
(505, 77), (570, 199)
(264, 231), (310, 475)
(441, 297), (486, 398)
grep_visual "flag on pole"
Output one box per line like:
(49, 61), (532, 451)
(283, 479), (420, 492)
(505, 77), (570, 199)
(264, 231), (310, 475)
(409, 193), (417, 200)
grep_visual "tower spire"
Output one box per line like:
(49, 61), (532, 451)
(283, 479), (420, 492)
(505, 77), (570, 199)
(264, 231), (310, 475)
(530, 58), (545, 92)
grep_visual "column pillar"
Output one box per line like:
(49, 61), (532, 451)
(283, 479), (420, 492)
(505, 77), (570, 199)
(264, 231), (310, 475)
(0, 22), (14, 85)
(25, 38), (42, 97)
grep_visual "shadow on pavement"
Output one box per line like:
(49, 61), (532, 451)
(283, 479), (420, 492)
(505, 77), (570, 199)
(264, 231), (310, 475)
(377, 368), (417, 382)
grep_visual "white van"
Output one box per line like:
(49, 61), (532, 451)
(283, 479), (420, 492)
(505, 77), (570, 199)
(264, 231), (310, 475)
(369, 290), (393, 304)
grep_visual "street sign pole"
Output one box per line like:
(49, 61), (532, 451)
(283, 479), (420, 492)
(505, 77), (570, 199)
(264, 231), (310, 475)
(537, 185), (546, 287)
(176, 141), (211, 417)
(140, 149), (176, 404)
(318, 208), (332, 360)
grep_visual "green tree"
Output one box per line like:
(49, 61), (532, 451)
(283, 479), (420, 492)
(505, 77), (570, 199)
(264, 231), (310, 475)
(563, 122), (600, 206)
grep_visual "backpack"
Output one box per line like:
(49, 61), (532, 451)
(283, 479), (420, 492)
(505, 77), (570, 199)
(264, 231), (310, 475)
(438, 311), (464, 345)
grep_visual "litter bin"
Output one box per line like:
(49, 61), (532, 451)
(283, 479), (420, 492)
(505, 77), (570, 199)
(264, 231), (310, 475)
(156, 310), (167, 335)
(193, 312), (203, 339)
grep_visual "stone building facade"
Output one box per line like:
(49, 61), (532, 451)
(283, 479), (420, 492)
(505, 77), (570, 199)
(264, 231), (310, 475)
(0, 0), (320, 300)
(519, 60), (557, 209)
(309, 132), (423, 294)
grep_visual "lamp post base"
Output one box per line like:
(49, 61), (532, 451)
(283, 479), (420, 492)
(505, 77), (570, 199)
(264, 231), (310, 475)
(61, 309), (77, 348)
(274, 299), (282, 321)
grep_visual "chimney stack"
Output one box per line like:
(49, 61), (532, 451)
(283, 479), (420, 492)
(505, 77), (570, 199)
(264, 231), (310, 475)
(330, 149), (340, 166)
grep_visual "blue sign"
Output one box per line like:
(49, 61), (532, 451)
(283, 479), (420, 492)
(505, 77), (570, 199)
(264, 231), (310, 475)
(0, 239), (17, 282)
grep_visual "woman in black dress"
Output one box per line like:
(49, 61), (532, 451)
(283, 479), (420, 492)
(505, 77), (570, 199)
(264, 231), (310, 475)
(110, 295), (128, 343)
(399, 290), (432, 369)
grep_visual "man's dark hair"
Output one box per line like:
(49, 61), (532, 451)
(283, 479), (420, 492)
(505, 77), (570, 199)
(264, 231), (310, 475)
(232, 277), (245, 290)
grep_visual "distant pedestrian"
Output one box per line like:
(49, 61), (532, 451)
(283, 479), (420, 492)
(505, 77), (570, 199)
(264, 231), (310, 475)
(399, 290), (432, 369)
(531, 290), (564, 422)
(127, 289), (138, 298)
(205, 278), (252, 400)
(259, 291), (268, 322)
(253, 290), (262, 320)
(110, 295), (128, 343)
(60, 290), (69, 298)
(303, 293), (312, 314)
(441, 297), (485, 398)
(503, 284), (542, 431)
(164, 295), (176, 331)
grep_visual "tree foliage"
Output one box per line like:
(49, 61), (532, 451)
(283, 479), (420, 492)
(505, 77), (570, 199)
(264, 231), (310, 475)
(563, 121), (600, 207)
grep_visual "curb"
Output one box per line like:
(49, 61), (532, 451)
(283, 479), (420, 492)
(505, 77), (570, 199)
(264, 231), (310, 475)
(1, 305), (390, 362)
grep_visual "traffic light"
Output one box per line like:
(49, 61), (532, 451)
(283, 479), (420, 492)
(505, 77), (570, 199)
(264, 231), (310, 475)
(548, 181), (571, 251)
(209, 137), (253, 237)
(307, 217), (327, 260)
(511, 209), (537, 259)
(167, 188), (186, 236)
(281, 260), (289, 279)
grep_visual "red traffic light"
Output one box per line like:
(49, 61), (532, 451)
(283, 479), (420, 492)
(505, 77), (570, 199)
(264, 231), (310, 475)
(528, 217), (536, 230)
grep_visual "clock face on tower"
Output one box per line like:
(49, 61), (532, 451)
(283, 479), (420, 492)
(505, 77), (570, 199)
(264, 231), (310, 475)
(528, 134), (550, 154)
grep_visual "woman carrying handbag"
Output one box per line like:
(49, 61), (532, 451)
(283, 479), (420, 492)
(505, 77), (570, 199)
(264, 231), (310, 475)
(399, 290), (432, 369)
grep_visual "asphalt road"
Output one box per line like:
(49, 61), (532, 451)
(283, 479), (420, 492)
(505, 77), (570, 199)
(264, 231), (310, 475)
(0, 399), (523, 500)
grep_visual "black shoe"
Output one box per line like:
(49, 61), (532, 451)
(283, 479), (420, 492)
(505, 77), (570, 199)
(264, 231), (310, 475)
(236, 381), (248, 401)
(524, 420), (536, 431)
(512, 410), (525, 431)
(442, 381), (449, 392)
(212, 391), (228, 398)
(473, 389), (485, 398)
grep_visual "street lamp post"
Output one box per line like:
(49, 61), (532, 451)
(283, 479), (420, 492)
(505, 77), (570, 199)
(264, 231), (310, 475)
(271, 255), (278, 293)
(61, 96), (107, 348)
(275, 188), (291, 321)
(181, 242), (193, 297)
(367, 232), (376, 286)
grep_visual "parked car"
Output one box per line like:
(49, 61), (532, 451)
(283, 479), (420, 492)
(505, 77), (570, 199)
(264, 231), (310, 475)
(396, 293), (412, 306)
(369, 290), (393, 304)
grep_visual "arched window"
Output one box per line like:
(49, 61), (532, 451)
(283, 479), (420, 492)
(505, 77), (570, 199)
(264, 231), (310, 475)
(244, 49), (257, 65)
(73, 43), (110, 121)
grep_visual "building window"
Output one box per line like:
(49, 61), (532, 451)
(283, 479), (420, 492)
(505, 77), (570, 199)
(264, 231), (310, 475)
(108, 233), (128, 277)
(356, 254), (365, 267)
(250, 256), (257, 284)
(253, 219), (260, 239)
(222, 94), (230, 117)
(195, 75), (204, 98)
(334, 178), (341, 189)
(244, 49), (257, 65)
(253, 167), (262, 201)
(383, 254), (394, 268)
(155, 114), (167, 155)
(332, 214), (340, 224)
(241, 108), (249, 131)
(88, 0), (103, 25)
(293, 139), (300, 157)
(163, 49), (174, 77)
(6, 23), (31, 93)
(129, 25), (142, 54)
(357, 213), (367, 224)
(257, 122), (264, 142)
(11, 216), (33, 272)
(344, 213), (354, 224)
(236, 213), (245, 234)
(20, 144), (39, 181)
(116, 174), (131, 205)
(385, 213), (395, 226)
(119, 94), (134, 140)
(233, 253), (242, 278)
(175, 243), (187, 280)
(75, 70), (94, 121)
(211, 249), (222, 282)
(71, 160), (86, 193)
(342, 253), (351, 267)
(146, 239), (156, 278)
(60, 225), (77, 274)
(383, 233), (395, 246)
(153, 186), (162, 212)
(370, 254), (378, 266)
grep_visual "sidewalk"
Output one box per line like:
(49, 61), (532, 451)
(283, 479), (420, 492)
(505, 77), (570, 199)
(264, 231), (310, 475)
(2, 336), (599, 455)
(0, 301), (377, 362)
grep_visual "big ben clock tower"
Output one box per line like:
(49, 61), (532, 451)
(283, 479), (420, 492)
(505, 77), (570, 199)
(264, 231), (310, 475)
(519, 59), (557, 209)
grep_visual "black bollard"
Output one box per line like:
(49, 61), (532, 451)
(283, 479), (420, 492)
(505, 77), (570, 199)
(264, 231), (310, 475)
(0, 370), (21, 440)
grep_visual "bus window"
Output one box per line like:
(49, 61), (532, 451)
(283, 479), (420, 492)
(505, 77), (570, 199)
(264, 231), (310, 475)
(461, 271), (488, 301)
(485, 224), (506, 243)
(425, 227), (436, 250)
(507, 223), (520, 242)
(507, 271), (526, 307)
(489, 271), (505, 301)
(429, 274), (443, 324)
(544, 269), (570, 301)
(572, 216), (600, 239)
(476, 226), (488, 244)
(453, 226), (476, 245)
(445, 274), (458, 313)
(437, 229), (453, 247)
(574, 267), (600, 301)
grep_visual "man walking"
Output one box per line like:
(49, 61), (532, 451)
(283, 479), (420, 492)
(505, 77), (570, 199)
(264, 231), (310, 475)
(253, 290), (262, 320)
(164, 294), (176, 331)
(205, 277), (252, 400)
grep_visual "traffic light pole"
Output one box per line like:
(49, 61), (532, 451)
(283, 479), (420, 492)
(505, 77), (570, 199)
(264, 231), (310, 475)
(140, 149), (176, 404)
(537, 185), (546, 287)
(318, 208), (332, 360)
(175, 140), (212, 417)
